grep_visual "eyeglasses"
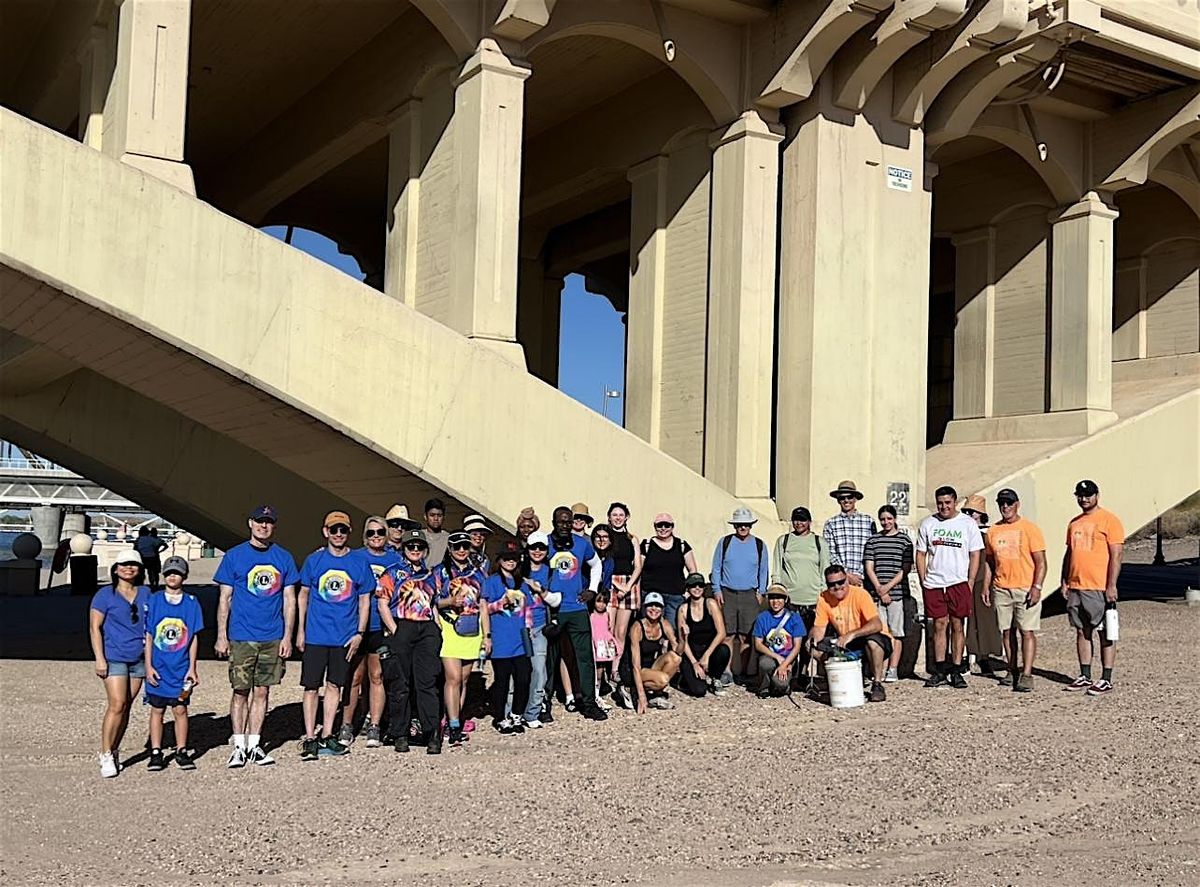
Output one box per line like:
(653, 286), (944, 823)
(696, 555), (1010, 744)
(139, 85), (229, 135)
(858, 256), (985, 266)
(129, 602), (140, 624)
(403, 542), (427, 552)
(654, 522), (673, 530)
(450, 542), (472, 551)
(826, 578), (847, 589)
(327, 524), (351, 535)
(364, 529), (386, 538)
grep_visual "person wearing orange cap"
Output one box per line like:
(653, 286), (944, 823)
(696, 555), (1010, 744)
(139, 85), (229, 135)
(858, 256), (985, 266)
(962, 495), (1003, 680)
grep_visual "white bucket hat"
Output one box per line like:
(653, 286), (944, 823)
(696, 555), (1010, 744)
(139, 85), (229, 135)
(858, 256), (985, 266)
(728, 507), (757, 525)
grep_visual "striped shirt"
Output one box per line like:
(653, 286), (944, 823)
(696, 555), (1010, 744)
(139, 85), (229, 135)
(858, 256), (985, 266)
(862, 531), (914, 597)
(822, 512), (877, 576)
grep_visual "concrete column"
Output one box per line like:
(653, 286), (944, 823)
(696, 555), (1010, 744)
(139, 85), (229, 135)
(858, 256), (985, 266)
(77, 25), (112, 150)
(950, 227), (995, 419)
(385, 100), (423, 310)
(62, 512), (91, 541)
(625, 137), (711, 472)
(102, 0), (194, 193)
(776, 79), (930, 515)
(30, 505), (63, 559)
(704, 111), (782, 505)
(1049, 191), (1119, 419)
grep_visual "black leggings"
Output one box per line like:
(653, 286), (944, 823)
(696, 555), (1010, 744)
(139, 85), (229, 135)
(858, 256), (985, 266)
(679, 642), (731, 697)
(490, 655), (532, 721)
(381, 620), (442, 736)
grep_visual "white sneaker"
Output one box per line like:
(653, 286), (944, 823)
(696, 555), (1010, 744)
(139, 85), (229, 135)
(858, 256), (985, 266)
(99, 752), (118, 778)
(247, 746), (275, 766)
(648, 696), (675, 710)
(597, 697), (613, 711)
(226, 745), (247, 769)
(522, 718), (544, 729)
(884, 667), (898, 683)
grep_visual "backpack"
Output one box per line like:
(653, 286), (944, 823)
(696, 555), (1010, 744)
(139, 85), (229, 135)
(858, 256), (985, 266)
(719, 534), (765, 586)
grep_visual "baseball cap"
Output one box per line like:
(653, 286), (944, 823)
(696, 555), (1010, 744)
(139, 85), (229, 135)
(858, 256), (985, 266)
(652, 512), (674, 525)
(526, 531), (549, 549)
(161, 555), (189, 578)
(642, 592), (665, 608)
(323, 510), (352, 529)
(496, 539), (523, 560)
(1074, 479), (1099, 497)
(996, 488), (1019, 504)
(113, 549), (143, 566)
(790, 506), (812, 522)
(447, 531), (471, 547)
(400, 528), (428, 548)
(249, 504), (277, 522)
(683, 572), (706, 588)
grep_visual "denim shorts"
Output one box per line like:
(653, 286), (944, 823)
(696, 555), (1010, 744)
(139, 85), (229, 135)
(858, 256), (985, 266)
(108, 659), (146, 679)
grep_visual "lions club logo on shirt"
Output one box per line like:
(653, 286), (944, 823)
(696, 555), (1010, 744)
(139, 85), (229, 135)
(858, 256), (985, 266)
(153, 617), (189, 653)
(765, 627), (794, 656)
(317, 569), (354, 603)
(501, 588), (526, 613)
(549, 550), (579, 580)
(246, 564), (283, 597)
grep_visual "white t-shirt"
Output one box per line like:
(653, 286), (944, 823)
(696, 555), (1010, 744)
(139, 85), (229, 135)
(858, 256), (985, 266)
(916, 512), (984, 587)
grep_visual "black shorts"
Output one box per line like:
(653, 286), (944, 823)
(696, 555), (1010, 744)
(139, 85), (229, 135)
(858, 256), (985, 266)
(145, 692), (189, 709)
(301, 644), (350, 689)
(364, 630), (387, 655)
(845, 632), (894, 661)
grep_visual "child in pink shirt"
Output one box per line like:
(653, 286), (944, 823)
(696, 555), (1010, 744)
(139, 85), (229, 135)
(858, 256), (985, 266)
(590, 592), (618, 707)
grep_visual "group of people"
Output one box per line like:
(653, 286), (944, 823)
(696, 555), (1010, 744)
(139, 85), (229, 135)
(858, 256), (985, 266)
(88, 480), (1126, 774)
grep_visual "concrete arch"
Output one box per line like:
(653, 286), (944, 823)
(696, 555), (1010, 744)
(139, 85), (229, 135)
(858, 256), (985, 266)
(410, 0), (477, 57)
(968, 120), (1080, 205)
(988, 199), (1055, 226)
(1141, 234), (1200, 257)
(660, 123), (712, 155)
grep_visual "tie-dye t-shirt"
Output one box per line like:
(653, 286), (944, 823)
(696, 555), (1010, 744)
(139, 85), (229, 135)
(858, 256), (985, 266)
(752, 609), (807, 659)
(482, 573), (533, 658)
(525, 562), (550, 629)
(213, 541), (300, 642)
(547, 534), (596, 614)
(299, 549), (376, 646)
(377, 562), (438, 623)
(435, 561), (487, 637)
(358, 548), (399, 632)
(145, 593), (204, 699)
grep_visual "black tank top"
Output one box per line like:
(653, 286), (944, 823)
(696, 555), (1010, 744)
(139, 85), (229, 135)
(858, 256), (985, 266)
(683, 599), (717, 650)
(640, 537), (691, 596)
(609, 528), (635, 575)
(638, 619), (667, 668)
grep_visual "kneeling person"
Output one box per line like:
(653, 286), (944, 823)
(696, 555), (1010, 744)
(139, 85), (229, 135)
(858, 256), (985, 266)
(809, 565), (892, 702)
(751, 586), (807, 697)
(144, 557), (203, 770)
(297, 511), (376, 760)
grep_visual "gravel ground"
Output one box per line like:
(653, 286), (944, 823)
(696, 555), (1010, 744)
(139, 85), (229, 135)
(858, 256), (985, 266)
(2, 600), (1198, 887)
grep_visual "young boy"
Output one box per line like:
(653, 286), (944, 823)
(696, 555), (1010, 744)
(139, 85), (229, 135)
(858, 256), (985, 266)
(751, 585), (807, 697)
(144, 556), (203, 770)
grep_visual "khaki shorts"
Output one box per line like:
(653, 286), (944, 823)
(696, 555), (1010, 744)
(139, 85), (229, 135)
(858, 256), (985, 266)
(993, 587), (1042, 632)
(721, 590), (761, 635)
(229, 640), (285, 690)
(874, 599), (906, 638)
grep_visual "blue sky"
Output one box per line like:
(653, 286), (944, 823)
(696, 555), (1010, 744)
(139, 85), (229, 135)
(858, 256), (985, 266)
(263, 226), (626, 422)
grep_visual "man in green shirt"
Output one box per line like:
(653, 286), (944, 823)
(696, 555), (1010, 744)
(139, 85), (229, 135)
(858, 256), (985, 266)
(770, 506), (828, 624)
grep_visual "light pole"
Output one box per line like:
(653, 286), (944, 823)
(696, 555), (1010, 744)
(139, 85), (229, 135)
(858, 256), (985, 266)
(601, 386), (622, 421)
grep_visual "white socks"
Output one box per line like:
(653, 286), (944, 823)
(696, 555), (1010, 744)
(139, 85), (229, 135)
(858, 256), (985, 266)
(247, 733), (261, 750)
(232, 734), (246, 750)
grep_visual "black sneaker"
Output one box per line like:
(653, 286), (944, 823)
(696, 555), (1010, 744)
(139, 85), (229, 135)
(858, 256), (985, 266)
(299, 738), (319, 761)
(949, 670), (968, 689)
(426, 730), (443, 755)
(448, 727), (465, 747)
(924, 671), (948, 688)
(175, 747), (197, 770)
(494, 718), (514, 735)
(540, 703), (554, 724)
(147, 749), (166, 771)
(580, 703), (608, 721)
(319, 735), (350, 757)
(394, 735), (410, 753)
(565, 697), (578, 714)
(868, 681), (886, 703)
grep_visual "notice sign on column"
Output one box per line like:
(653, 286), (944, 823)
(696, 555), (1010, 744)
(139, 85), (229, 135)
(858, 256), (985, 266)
(886, 165), (913, 192)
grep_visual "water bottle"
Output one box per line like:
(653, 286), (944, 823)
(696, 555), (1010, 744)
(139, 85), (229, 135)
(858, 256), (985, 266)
(1104, 602), (1119, 641)
(179, 678), (195, 702)
(477, 644), (488, 673)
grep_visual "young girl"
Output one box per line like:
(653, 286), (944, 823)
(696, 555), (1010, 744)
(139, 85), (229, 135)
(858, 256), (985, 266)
(435, 531), (491, 748)
(143, 557), (203, 770)
(590, 591), (618, 708)
(482, 541), (535, 734)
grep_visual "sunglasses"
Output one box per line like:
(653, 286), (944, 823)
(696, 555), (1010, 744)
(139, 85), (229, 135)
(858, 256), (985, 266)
(826, 578), (847, 589)
(997, 500), (1017, 507)
(403, 542), (427, 551)
(498, 554), (519, 562)
(251, 518), (276, 526)
(837, 495), (856, 502)
(364, 528), (386, 538)
(129, 602), (140, 624)
(385, 519), (407, 528)
(327, 524), (351, 535)
(732, 523), (752, 529)
(654, 522), (674, 530)
(450, 542), (472, 551)
(528, 544), (548, 552)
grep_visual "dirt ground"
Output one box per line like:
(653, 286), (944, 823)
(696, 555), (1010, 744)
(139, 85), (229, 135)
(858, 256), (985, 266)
(1, 600), (1198, 887)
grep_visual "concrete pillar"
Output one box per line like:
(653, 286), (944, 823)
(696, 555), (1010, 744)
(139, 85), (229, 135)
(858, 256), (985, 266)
(625, 136), (711, 472)
(704, 111), (782, 506)
(516, 259), (562, 385)
(102, 0), (195, 193)
(1049, 192), (1119, 420)
(776, 79), (930, 515)
(77, 25), (112, 150)
(950, 227), (994, 419)
(62, 512), (91, 541)
(30, 505), (63, 559)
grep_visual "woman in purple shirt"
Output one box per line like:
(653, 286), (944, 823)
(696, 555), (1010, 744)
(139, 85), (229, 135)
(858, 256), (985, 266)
(88, 549), (152, 778)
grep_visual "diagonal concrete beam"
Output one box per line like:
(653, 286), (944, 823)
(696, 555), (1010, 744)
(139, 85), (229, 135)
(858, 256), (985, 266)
(492, 0), (558, 40)
(1092, 85), (1200, 192)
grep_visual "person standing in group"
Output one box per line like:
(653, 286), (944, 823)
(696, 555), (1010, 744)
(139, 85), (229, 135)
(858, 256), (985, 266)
(423, 498), (450, 566)
(515, 507), (540, 552)
(589, 591), (618, 706)
(542, 505), (608, 721)
(751, 586), (808, 698)
(676, 573), (729, 698)
(376, 528), (443, 754)
(572, 503), (595, 537)
(807, 565), (892, 702)
(629, 512), (697, 633)
(1061, 480), (1125, 697)
(983, 489), (1046, 693)
(482, 540), (535, 734)
(89, 549), (152, 778)
(625, 593), (682, 713)
(296, 511), (375, 760)
(340, 516), (393, 747)
(463, 514), (493, 574)
(604, 502), (642, 688)
(916, 486), (984, 689)
(435, 530), (491, 746)
(822, 481), (877, 586)
(134, 527), (169, 591)
(962, 495), (1003, 679)
(863, 505), (914, 683)
(770, 506), (828, 627)
(143, 556), (203, 771)
(521, 530), (556, 726)
(711, 507), (769, 686)
(590, 524), (616, 594)
(213, 504), (300, 768)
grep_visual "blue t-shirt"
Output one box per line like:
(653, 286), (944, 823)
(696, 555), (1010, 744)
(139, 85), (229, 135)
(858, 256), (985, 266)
(145, 593), (204, 698)
(712, 534), (769, 595)
(299, 548), (376, 646)
(752, 609), (808, 659)
(358, 548), (399, 632)
(482, 573), (533, 659)
(546, 535), (596, 614)
(213, 541), (300, 642)
(90, 585), (152, 663)
(526, 563), (550, 629)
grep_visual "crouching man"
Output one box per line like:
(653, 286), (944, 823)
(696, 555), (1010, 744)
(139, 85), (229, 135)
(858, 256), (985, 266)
(808, 565), (893, 702)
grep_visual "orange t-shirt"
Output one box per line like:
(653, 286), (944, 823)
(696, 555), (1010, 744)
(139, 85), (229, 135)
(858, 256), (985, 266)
(1065, 507), (1125, 591)
(984, 517), (1046, 590)
(814, 585), (891, 637)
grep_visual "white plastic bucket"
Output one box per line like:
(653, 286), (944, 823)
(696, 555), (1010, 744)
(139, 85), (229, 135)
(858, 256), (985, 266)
(826, 658), (865, 709)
